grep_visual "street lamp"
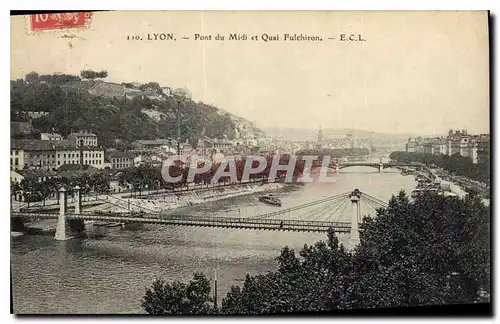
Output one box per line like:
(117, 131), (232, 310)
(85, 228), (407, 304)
(174, 95), (184, 156)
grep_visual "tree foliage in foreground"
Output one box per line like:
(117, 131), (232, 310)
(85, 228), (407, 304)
(141, 192), (490, 314)
(141, 273), (213, 315)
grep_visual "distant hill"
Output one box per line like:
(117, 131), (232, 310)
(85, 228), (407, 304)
(10, 73), (264, 147)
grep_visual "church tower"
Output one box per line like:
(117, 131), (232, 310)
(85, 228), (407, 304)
(317, 124), (323, 143)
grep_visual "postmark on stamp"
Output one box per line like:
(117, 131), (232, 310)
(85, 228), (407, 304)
(29, 12), (93, 32)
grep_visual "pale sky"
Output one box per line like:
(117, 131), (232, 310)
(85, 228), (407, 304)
(11, 11), (490, 135)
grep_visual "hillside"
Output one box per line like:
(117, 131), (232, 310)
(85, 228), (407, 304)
(218, 109), (266, 140)
(10, 73), (264, 147)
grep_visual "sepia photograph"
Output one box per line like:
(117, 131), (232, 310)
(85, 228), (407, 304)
(9, 10), (490, 315)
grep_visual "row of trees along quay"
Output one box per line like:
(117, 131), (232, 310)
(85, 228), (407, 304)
(141, 191), (490, 315)
(164, 155), (306, 187)
(11, 173), (110, 206)
(117, 155), (306, 192)
(389, 151), (490, 185)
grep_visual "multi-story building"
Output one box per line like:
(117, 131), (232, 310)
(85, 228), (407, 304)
(405, 137), (419, 153)
(10, 169), (58, 184)
(10, 148), (25, 171)
(423, 142), (433, 154)
(132, 139), (177, 152)
(11, 139), (105, 171)
(447, 137), (461, 156)
(11, 139), (61, 170)
(467, 139), (479, 164)
(181, 143), (195, 158)
(40, 133), (63, 141)
(107, 150), (135, 169)
(431, 141), (440, 155)
(459, 135), (471, 157)
(56, 147), (104, 169)
(405, 130), (488, 164)
(67, 130), (98, 147)
(211, 139), (234, 154)
(477, 134), (490, 164)
(196, 139), (214, 156)
(438, 139), (448, 155)
(27, 111), (49, 119)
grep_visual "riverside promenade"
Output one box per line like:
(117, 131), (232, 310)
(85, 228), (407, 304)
(11, 178), (282, 213)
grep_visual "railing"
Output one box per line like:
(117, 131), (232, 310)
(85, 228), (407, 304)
(10, 211), (351, 232)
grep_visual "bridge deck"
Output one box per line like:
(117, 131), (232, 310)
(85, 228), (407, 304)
(11, 212), (352, 233)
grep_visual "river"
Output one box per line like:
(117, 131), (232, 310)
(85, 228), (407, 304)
(11, 161), (417, 314)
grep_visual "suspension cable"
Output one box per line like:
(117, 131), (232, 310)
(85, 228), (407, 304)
(250, 191), (350, 219)
(308, 199), (346, 221)
(361, 193), (388, 208)
(324, 199), (350, 222)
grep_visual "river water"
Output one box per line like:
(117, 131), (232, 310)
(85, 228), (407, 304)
(11, 162), (417, 314)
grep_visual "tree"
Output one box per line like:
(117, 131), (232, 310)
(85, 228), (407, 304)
(80, 69), (108, 80)
(25, 71), (39, 84)
(390, 151), (490, 185)
(139, 82), (162, 94)
(141, 273), (213, 315)
(348, 191), (490, 308)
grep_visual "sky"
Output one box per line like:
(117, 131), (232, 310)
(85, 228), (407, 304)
(11, 11), (490, 135)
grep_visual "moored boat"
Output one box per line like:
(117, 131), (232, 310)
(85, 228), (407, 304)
(11, 231), (23, 238)
(259, 194), (282, 207)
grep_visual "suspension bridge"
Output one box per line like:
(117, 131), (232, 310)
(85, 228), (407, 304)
(11, 186), (389, 248)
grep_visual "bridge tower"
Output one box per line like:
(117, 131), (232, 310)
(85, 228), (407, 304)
(379, 157), (384, 173)
(55, 186), (85, 241)
(55, 187), (70, 241)
(348, 189), (361, 249)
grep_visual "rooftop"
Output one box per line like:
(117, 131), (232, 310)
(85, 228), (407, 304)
(68, 131), (97, 137)
(11, 122), (35, 136)
(106, 150), (136, 159)
(57, 164), (98, 172)
(41, 133), (63, 138)
(134, 139), (175, 145)
(12, 169), (59, 178)
(60, 80), (99, 91)
(58, 168), (101, 179)
(11, 139), (103, 151)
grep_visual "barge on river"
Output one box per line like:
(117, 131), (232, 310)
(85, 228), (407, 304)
(258, 194), (282, 207)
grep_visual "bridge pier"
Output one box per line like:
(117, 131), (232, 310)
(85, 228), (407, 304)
(69, 186), (85, 236)
(335, 165), (340, 173)
(348, 189), (361, 249)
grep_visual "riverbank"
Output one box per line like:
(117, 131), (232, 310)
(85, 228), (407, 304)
(89, 182), (285, 214)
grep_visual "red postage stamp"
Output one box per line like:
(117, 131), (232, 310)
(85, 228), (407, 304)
(29, 12), (93, 32)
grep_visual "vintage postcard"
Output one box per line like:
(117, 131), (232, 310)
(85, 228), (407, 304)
(10, 11), (490, 315)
